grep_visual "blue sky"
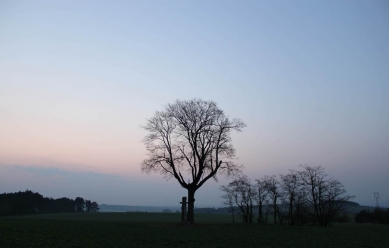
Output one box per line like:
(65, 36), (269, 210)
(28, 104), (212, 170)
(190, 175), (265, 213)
(1, 0), (388, 207)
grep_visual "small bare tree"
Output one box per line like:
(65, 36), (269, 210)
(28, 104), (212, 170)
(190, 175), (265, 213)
(255, 177), (270, 224)
(279, 170), (304, 226)
(221, 175), (254, 223)
(141, 99), (245, 223)
(220, 184), (236, 223)
(299, 165), (354, 227)
(263, 175), (281, 224)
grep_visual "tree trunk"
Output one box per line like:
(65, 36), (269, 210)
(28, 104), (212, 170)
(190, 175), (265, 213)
(273, 199), (277, 224)
(186, 188), (196, 224)
(231, 205), (235, 224)
(258, 202), (262, 223)
(289, 197), (294, 226)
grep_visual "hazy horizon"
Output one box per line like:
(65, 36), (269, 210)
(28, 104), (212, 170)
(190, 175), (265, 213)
(1, 1), (388, 208)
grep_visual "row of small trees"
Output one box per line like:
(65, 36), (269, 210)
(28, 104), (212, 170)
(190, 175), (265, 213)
(0, 190), (99, 216)
(221, 165), (354, 227)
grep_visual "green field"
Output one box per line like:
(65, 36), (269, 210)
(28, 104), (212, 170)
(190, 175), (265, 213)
(1, 212), (388, 247)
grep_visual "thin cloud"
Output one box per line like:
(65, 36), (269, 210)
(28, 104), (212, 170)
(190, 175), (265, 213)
(4, 165), (123, 184)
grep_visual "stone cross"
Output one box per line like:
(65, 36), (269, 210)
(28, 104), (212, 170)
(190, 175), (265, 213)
(180, 196), (187, 223)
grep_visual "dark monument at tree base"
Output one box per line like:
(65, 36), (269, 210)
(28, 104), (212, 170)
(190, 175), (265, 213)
(180, 196), (187, 223)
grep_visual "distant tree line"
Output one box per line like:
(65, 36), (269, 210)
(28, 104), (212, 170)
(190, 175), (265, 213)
(221, 165), (354, 227)
(355, 208), (389, 225)
(0, 190), (99, 216)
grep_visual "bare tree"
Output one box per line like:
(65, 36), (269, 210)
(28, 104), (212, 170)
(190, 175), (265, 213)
(279, 170), (306, 226)
(263, 175), (281, 224)
(255, 177), (270, 224)
(74, 197), (85, 212)
(85, 200), (92, 213)
(90, 201), (99, 213)
(221, 175), (254, 223)
(324, 179), (354, 226)
(220, 184), (236, 223)
(299, 165), (354, 227)
(141, 99), (245, 223)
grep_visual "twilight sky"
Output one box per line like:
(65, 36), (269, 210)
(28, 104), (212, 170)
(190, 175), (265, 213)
(1, 1), (388, 207)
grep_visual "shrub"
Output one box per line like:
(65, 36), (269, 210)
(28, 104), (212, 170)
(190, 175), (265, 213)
(355, 208), (389, 225)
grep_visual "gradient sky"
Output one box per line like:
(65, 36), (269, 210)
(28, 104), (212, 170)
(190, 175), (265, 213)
(1, 1), (388, 207)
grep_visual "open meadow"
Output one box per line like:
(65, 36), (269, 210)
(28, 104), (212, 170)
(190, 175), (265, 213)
(1, 212), (389, 247)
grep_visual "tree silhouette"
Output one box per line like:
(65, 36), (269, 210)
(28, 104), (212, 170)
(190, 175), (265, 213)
(90, 201), (99, 212)
(74, 197), (85, 212)
(85, 200), (92, 212)
(298, 165), (354, 226)
(255, 177), (270, 224)
(279, 170), (304, 226)
(221, 175), (254, 223)
(142, 98), (245, 223)
(263, 175), (281, 224)
(220, 183), (236, 223)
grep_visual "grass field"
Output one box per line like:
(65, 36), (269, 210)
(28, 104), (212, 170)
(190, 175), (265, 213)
(1, 212), (389, 247)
